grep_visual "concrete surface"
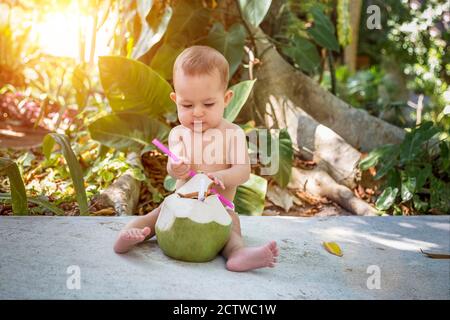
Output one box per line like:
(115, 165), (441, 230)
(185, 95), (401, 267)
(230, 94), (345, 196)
(0, 216), (449, 300)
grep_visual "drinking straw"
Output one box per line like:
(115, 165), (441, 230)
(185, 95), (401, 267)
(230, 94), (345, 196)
(152, 138), (235, 210)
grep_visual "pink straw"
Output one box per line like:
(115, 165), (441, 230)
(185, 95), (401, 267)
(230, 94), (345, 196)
(152, 138), (235, 210)
(152, 138), (196, 177)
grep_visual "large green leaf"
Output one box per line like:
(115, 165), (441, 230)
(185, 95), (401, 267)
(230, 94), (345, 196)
(273, 129), (293, 188)
(307, 7), (340, 52)
(238, 0), (272, 27)
(375, 187), (399, 211)
(132, 4), (173, 60)
(413, 194), (429, 213)
(42, 133), (89, 215)
(374, 147), (400, 180)
(282, 35), (321, 73)
(399, 121), (439, 165)
(385, 168), (401, 190)
(359, 144), (396, 170)
(98, 56), (175, 117)
(88, 113), (170, 151)
(406, 164), (431, 192)
(256, 129), (293, 187)
(150, 43), (184, 80)
(400, 174), (416, 202)
(234, 174), (267, 216)
(206, 22), (246, 77)
(164, 0), (210, 47)
(224, 80), (256, 122)
(0, 158), (28, 215)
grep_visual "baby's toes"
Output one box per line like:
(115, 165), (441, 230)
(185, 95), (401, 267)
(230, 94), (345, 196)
(266, 241), (277, 253)
(270, 243), (279, 255)
(135, 231), (145, 240)
(129, 230), (140, 240)
(273, 247), (279, 257)
(142, 227), (151, 237)
(120, 230), (131, 240)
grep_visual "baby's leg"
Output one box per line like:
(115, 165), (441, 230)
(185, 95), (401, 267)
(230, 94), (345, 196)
(113, 205), (161, 254)
(221, 210), (279, 272)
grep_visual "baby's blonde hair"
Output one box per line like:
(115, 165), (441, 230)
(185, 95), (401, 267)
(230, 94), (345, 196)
(172, 45), (229, 91)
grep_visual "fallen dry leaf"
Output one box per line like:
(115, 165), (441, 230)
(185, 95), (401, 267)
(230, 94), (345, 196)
(292, 194), (304, 206)
(420, 249), (450, 259)
(267, 185), (294, 212)
(91, 208), (116, 216)
(295, 190), (323, 206)
(323, 242), (343, 257)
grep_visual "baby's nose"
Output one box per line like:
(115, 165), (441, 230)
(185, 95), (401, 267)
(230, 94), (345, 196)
(193, 106), (204, 117)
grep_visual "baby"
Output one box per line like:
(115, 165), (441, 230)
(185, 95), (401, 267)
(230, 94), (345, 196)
(113, 45), (278, 272)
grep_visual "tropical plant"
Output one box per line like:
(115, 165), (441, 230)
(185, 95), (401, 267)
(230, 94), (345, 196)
(0, 157), (28, 215)
(274, 1), (340, 75)
(42, 133), (89, 215)
(91, 0), (297, 216)
(0, 157), (64, 215)
(359, 121), (450, 214)
(2, 0), (298, 217)
(358, 0), (449, 129)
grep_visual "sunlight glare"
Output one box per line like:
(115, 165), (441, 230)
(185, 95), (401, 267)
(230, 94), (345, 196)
(32, 4), (111, 62)
(34, 12), (80, 58)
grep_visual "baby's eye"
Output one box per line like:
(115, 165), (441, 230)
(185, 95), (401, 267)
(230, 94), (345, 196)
(182, 104), (192, 108)
(204, 103), (215, 107)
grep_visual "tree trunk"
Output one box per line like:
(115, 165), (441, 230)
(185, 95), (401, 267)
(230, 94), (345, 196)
(260, 93), (362, 189)
(293, 108), (362, 189)
(93, 152), (141, 216)
(288, 167), (378, 216)
(244, 27), (405, 152)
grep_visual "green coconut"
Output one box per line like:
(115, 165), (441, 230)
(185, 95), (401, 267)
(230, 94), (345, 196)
(155, 174), (232, 262)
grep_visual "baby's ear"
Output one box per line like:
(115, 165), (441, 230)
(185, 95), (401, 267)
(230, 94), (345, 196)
(170, 92), (177, 103)
(224, 89), (234, 106)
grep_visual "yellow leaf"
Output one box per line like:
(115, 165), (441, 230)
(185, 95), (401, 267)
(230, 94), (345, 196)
(323, 242), (343, 257)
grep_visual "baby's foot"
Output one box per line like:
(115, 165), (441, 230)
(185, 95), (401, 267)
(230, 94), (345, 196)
(226, 241), (279, 272)
(114, 227), (151, 254)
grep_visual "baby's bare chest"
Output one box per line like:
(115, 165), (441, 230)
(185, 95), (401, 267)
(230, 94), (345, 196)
(182, 130), (233, 172)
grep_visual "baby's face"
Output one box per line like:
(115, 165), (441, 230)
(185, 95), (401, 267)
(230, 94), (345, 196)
(170, 70), (233, 132)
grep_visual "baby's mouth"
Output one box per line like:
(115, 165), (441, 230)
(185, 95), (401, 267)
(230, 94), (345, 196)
(192, 120), (204, 126)
(191, 121), (206, 132)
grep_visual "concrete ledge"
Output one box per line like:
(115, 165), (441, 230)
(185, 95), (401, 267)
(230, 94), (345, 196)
(0, 216), (449, 299)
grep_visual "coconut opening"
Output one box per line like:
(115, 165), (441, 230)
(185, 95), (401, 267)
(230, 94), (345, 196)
(176, 173), (214, 200)
(156, 173), (232, 232)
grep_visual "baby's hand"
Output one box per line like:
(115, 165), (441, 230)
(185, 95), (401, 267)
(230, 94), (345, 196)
(170, 157), (191, 180)
(207, 172), (225, 190)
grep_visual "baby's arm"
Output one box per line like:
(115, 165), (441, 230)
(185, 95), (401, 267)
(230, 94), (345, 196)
(211, 127), (250, 188)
